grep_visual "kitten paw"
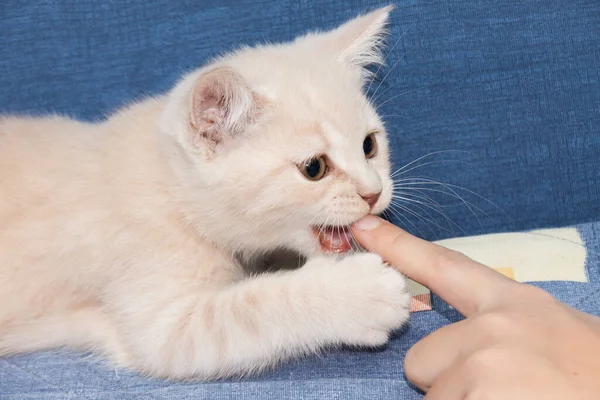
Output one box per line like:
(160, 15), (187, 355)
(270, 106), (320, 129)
(304, 253), (411, 347)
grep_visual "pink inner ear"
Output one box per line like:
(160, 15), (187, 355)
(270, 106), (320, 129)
(198, 94), (226, 125)
(190, 85), (228, 146)
(193, 86), (225, 124)
(188, 67), (263, 151)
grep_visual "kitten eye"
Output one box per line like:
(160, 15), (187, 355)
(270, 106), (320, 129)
(299, 156), (327, 181)
(363, 132), (378, 159)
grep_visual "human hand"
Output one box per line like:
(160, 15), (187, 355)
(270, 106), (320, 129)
(352, 216), (600, 399)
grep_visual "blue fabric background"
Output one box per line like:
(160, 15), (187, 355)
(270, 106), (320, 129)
(2, 0), (599, 240)
(1, 0), (599, 398)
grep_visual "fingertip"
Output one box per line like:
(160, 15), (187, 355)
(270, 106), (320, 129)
(352, 216), (410, 249)
(353, 215), (383, 231)
(351, 216), (390, 251)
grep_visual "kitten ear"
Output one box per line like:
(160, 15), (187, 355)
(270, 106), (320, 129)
(188, 67), (259, 152)
(322, 5), (393, 70)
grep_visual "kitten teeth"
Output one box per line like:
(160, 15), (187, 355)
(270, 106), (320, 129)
(313, 226), (352, 253)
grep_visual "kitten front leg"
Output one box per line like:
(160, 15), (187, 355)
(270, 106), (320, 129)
(116, 253), (409, 379)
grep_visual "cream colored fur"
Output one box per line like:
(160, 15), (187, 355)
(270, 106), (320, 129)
(0, 6), (409, 379)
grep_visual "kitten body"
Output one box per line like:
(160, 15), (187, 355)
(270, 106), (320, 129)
(0, 7), (409, 379)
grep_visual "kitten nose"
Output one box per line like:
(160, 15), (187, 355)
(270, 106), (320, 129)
(361, 192), (381, 210)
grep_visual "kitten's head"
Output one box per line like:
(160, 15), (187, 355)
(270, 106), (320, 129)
(160, 6), (394, 257)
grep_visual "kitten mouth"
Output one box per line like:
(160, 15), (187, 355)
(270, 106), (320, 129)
(311, 225), (353, 253)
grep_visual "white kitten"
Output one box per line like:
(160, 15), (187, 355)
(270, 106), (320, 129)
(0, 6), (409, 379)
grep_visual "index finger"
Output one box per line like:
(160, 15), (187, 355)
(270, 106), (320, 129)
(351, 216), (516, 316)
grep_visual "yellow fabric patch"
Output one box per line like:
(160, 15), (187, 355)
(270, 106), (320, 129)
(407, 227), (587, 313)
(436, 228), (587, 283)
(493, 267), (515, 280)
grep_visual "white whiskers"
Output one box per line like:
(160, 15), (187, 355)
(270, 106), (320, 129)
(384, 152), (511, 240)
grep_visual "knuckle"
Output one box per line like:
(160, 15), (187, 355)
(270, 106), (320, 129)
(518, 284), (555, 303)
(431, 248), (467, 272)
(390, 230), (411, 249)
(465, 385), (496, 400)
(474, 311), (523, 341)
(463, 346), (513, 375)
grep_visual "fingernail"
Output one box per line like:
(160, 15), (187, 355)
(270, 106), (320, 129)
(355, 215), (381, 231)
